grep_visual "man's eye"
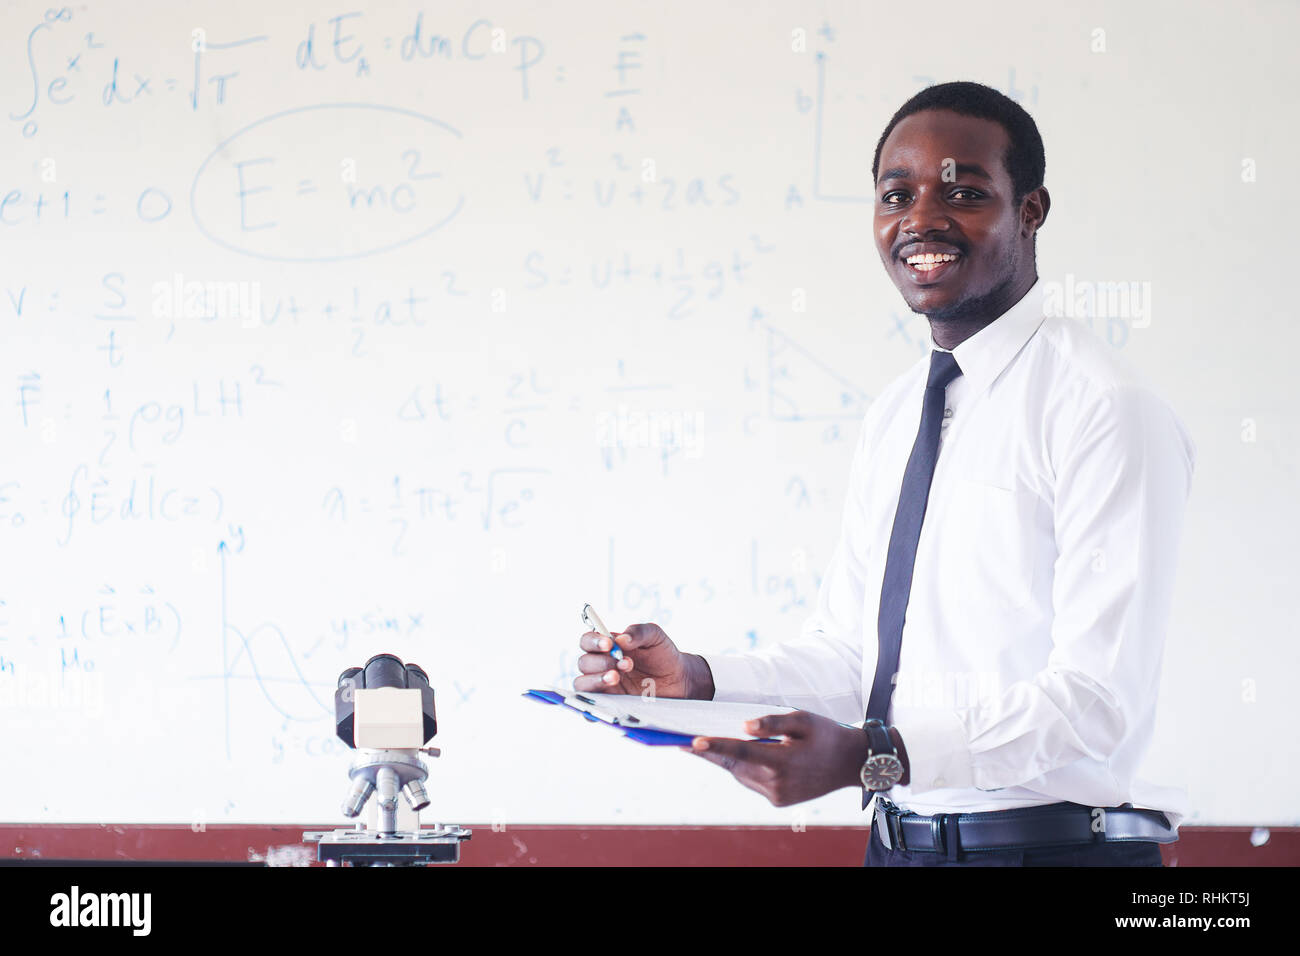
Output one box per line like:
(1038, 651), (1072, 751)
(881, 191), (907, 204)
(951, 188), (983, 200)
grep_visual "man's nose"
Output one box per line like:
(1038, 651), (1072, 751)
(901, 188), (952, 237)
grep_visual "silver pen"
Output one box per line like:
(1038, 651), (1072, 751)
(582, 604), (623, 662)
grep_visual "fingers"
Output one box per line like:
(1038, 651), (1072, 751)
(617, 622), (665, 650)
(579, 629), (634, 673)
(573, 672), (627, 694)
(743, 711), (814, 739)
(576, 627), (634, 695)
(580, 622), (666, 659)
(693, 749), (740, 772)
(689, 736), (760, 763)
(690, 737), (783, 793)
(577, 652), (632, 676)
(579, 630), (619, 654)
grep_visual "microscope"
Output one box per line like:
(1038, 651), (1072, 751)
(303, 653), (471, 866)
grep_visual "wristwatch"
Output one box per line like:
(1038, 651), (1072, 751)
(860, 718), (905, 791)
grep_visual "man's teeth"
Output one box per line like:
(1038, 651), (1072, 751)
(905, 253), (960, 272)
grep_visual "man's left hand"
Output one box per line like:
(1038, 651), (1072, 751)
(688, 711), (869, 807)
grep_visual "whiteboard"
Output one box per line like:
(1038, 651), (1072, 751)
(1, 0), (1296, 829)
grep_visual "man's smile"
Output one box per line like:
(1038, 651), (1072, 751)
(898, 241), (965, 284)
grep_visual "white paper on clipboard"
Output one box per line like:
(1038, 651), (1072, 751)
(561, 690), (800, 739)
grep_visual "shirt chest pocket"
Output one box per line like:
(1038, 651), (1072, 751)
(939, 477), (1043, 612)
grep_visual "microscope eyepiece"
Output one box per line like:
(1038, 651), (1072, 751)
(335, 653), (438, 747)
(361, 653), (408, 690)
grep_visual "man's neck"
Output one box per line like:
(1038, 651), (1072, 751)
(927, 272), (1037, 351)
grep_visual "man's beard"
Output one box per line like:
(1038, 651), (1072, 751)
(918, 274), (1015, 325)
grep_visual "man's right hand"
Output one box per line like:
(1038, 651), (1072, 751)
(575, 622), (715, 700)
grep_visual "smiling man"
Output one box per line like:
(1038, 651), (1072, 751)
(575, 81), (1196, 867)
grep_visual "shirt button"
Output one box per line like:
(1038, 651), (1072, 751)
(933, 777), (946, 788)
(943, 408), (953, 418)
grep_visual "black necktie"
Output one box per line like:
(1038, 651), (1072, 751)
(866, 349), (963, 722)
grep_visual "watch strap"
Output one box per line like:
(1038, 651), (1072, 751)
(864, 718), (895, 758)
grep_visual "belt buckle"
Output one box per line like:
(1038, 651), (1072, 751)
(873, 809), (892, 851)
(872, 798), (896, 851)
(876, 799), (907, 853)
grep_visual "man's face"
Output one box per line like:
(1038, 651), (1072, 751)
(873, 109), (1028, 320)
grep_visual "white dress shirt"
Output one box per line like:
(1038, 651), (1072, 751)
(707, 279), (1196, 828)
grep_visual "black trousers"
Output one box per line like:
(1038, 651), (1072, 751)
(864, 820), (1165, 867)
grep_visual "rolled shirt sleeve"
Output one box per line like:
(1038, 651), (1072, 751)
(898, 383), (1196, 795)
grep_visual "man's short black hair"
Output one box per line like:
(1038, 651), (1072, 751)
(871, 81), (1046, 205)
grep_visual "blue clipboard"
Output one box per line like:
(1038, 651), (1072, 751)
(523, 688), (780, 746)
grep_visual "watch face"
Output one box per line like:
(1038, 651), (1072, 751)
(861, 754), (904, 791)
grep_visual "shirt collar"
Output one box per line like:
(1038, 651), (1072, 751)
(927, 279), (1047, 396)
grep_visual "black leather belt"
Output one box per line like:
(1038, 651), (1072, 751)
(872, 795), (1177, 859)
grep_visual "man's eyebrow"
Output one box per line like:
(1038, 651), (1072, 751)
(877, 162), (994, 183)
(954, 163), (993, 181)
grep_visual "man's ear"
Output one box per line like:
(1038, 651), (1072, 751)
(1021, 186), (1050, 239)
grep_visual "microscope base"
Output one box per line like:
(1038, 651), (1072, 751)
(303, 825), (472, 866)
